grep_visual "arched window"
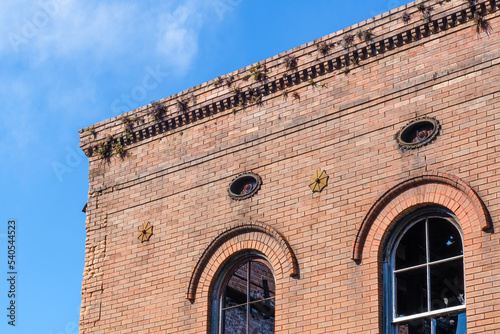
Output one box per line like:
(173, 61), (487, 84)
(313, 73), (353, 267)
(384, 209), (466, 333)
(212, 254), (275, 334)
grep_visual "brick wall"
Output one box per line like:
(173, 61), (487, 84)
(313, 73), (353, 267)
(79, 0), (500, 333)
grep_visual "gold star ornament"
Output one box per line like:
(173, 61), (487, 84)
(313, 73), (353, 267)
(309, 170), (329, 193)
(138, 222), (153, 243)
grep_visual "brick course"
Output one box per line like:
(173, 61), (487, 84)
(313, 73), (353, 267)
(80, 0), (500, 333)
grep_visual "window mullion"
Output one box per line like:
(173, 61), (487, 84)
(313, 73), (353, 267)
(392, 304), (466, 323)
(393, 264), (397, 331)
(393, 262), (428, 273)
(426, 219), (436, 334)
(246, 262), (250, 334)
(425, 218), (431, 315)
(219, 297), (222, 334)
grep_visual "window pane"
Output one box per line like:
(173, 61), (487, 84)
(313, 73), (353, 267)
(224, 263), (248, 308)
(249, 300), (275, 334)
(249, 261), (275, 301)
(222, 305), (246, 334)
(428, 218), (463, 262)
(396, 267), (428, 317)
(396, 221), (426, 270)
(396, 313), (466, 334)
(397, 318), (431, 334)
(430, 259), (465, 311)
(218, 258), (275, 334)
(432, 312), (467, 334)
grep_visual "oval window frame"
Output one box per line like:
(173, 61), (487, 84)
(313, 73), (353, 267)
(395, 117), (440, 150)
(228, 172), (262, 200)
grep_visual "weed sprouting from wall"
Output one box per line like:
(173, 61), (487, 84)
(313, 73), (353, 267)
(113, 140), (126, 158)
(121, 116), (135, 138)
(212, 76), (224, 87)
(473, 12), (492, 35)
(177, 99), (190, 114)
(177, 95), (196, 114)
(283, 55), (298, 71)
(86, 126), (97, 137)
(342, 34), (355, 49)
(246, 64), (267, 82)
(316, 42), (335, 57)
(401, 12), (411, 23)
(356, 29), (373, 42)
(96, 136), (113, 160)
(417, 3), (433, 23)
(149, 101), (168, 122)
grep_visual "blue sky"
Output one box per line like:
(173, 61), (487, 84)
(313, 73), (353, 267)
(0, 0), (412, 333)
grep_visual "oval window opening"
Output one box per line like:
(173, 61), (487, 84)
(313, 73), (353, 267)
(396, 117), (440, 150)
(228, 172), (262, 200)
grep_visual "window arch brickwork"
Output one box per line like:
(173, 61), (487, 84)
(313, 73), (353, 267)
(352, 172), (492, 262)
(185, 221), (298, 333)
(187, 222), (298, 301)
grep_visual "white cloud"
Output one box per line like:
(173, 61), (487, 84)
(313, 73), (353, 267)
(0, 1), (204, 74)
(156, 3), (201, 73)
(0, 0), (75, 55)
(0, 0), (209, 169)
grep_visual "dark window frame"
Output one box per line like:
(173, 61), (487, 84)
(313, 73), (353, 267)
(211, 252), (275, 334)
(383, 207), (466, 334)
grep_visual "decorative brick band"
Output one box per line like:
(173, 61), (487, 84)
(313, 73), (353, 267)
(186, 222), (298, 301)
(82, 0), (498, 157)
(352, 172), (492, 261)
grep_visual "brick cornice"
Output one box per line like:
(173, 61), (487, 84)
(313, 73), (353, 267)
(80, 0), (499, 158)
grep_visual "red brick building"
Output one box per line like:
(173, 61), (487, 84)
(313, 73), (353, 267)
(79, 0), (500, 332)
